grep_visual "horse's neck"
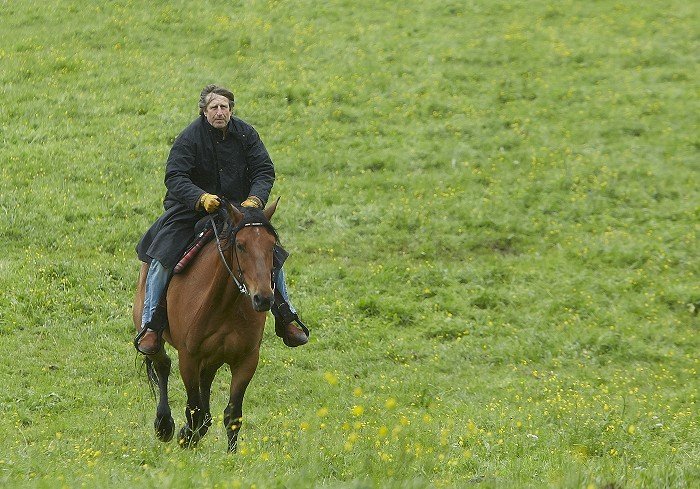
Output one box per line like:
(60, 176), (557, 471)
(199, 241), (243, 305)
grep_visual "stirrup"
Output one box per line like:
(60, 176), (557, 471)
(274, 303), (310, 337)
(293, 316), (310, 337)
(133, 321), (165, 353)
(133, 326), (148, 350)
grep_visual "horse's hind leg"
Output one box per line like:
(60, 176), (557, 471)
(224, 351), (260, 452)
(148, 350), (175, 442)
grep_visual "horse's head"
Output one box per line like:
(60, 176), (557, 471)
(224, 199), (279, 312)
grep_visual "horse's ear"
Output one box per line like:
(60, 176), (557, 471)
(228, 202), (244, 225)
(263, 197), (280, 221)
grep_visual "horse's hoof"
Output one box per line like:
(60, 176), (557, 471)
(178, 426), (199, 449)
(155, 416), (175, 442)
(178, 426), (191, 448)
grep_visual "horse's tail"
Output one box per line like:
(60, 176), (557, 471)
(135, 355), (159, 399)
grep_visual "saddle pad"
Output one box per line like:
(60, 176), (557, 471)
(173, 227), (214, 274)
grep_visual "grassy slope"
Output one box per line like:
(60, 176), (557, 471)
(0, 0), (698, 487)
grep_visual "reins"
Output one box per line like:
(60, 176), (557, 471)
(210, 213), (248, 295)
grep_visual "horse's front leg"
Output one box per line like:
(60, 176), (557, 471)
(224, 351), (260, 452)
(198, 365), (218, 437)
(177, 354), (210, 448)
(148, 349), (175, 442)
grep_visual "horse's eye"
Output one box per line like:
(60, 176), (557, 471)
(236, 242), (245, 252)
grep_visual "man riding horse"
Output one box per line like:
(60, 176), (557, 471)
(134, 84), (309, 354)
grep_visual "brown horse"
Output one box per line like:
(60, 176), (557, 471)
(132, 200), (280, 451)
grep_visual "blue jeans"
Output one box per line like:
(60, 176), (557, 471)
(274, 268), (297, 314)
(141, 259), (170, 328)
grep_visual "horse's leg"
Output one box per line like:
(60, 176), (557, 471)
(148, 349), (175, 442)
(197, 366), (217, 439)
(224, 351), (260, 452)
(177, 354), (208, 448)
(136, 263), (175, 441)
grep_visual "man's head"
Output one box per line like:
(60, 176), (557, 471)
(199, 84), (235, 130)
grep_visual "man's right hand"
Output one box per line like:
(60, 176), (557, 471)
(199, 193), (221, 213)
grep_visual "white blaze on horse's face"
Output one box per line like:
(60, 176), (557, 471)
(204, 94), (232, 129)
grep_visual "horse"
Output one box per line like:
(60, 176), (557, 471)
(132, 199), (280, 451)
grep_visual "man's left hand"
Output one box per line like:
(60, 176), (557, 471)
(241, 196), (263, 209)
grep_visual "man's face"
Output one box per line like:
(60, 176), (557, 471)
(204, 94), (232, 129)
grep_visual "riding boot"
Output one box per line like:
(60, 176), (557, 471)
(135, 259), (170, 355)
(272, 268), (309, 347)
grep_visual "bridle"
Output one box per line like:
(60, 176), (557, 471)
(209, 212), (276, 296)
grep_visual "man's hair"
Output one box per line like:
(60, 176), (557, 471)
(199, 84), (235, 114)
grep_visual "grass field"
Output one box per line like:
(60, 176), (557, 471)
(1, 0), (698, 487)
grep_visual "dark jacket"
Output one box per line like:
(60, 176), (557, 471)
(165, 115), (275, 208)
(136, 115), (275, 268)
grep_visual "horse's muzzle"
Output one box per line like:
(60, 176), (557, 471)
(252, 293), (273, 312)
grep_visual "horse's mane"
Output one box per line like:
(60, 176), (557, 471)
(218, 203), (279, 243)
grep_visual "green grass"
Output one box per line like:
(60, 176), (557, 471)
(1, 0), (698, 487)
